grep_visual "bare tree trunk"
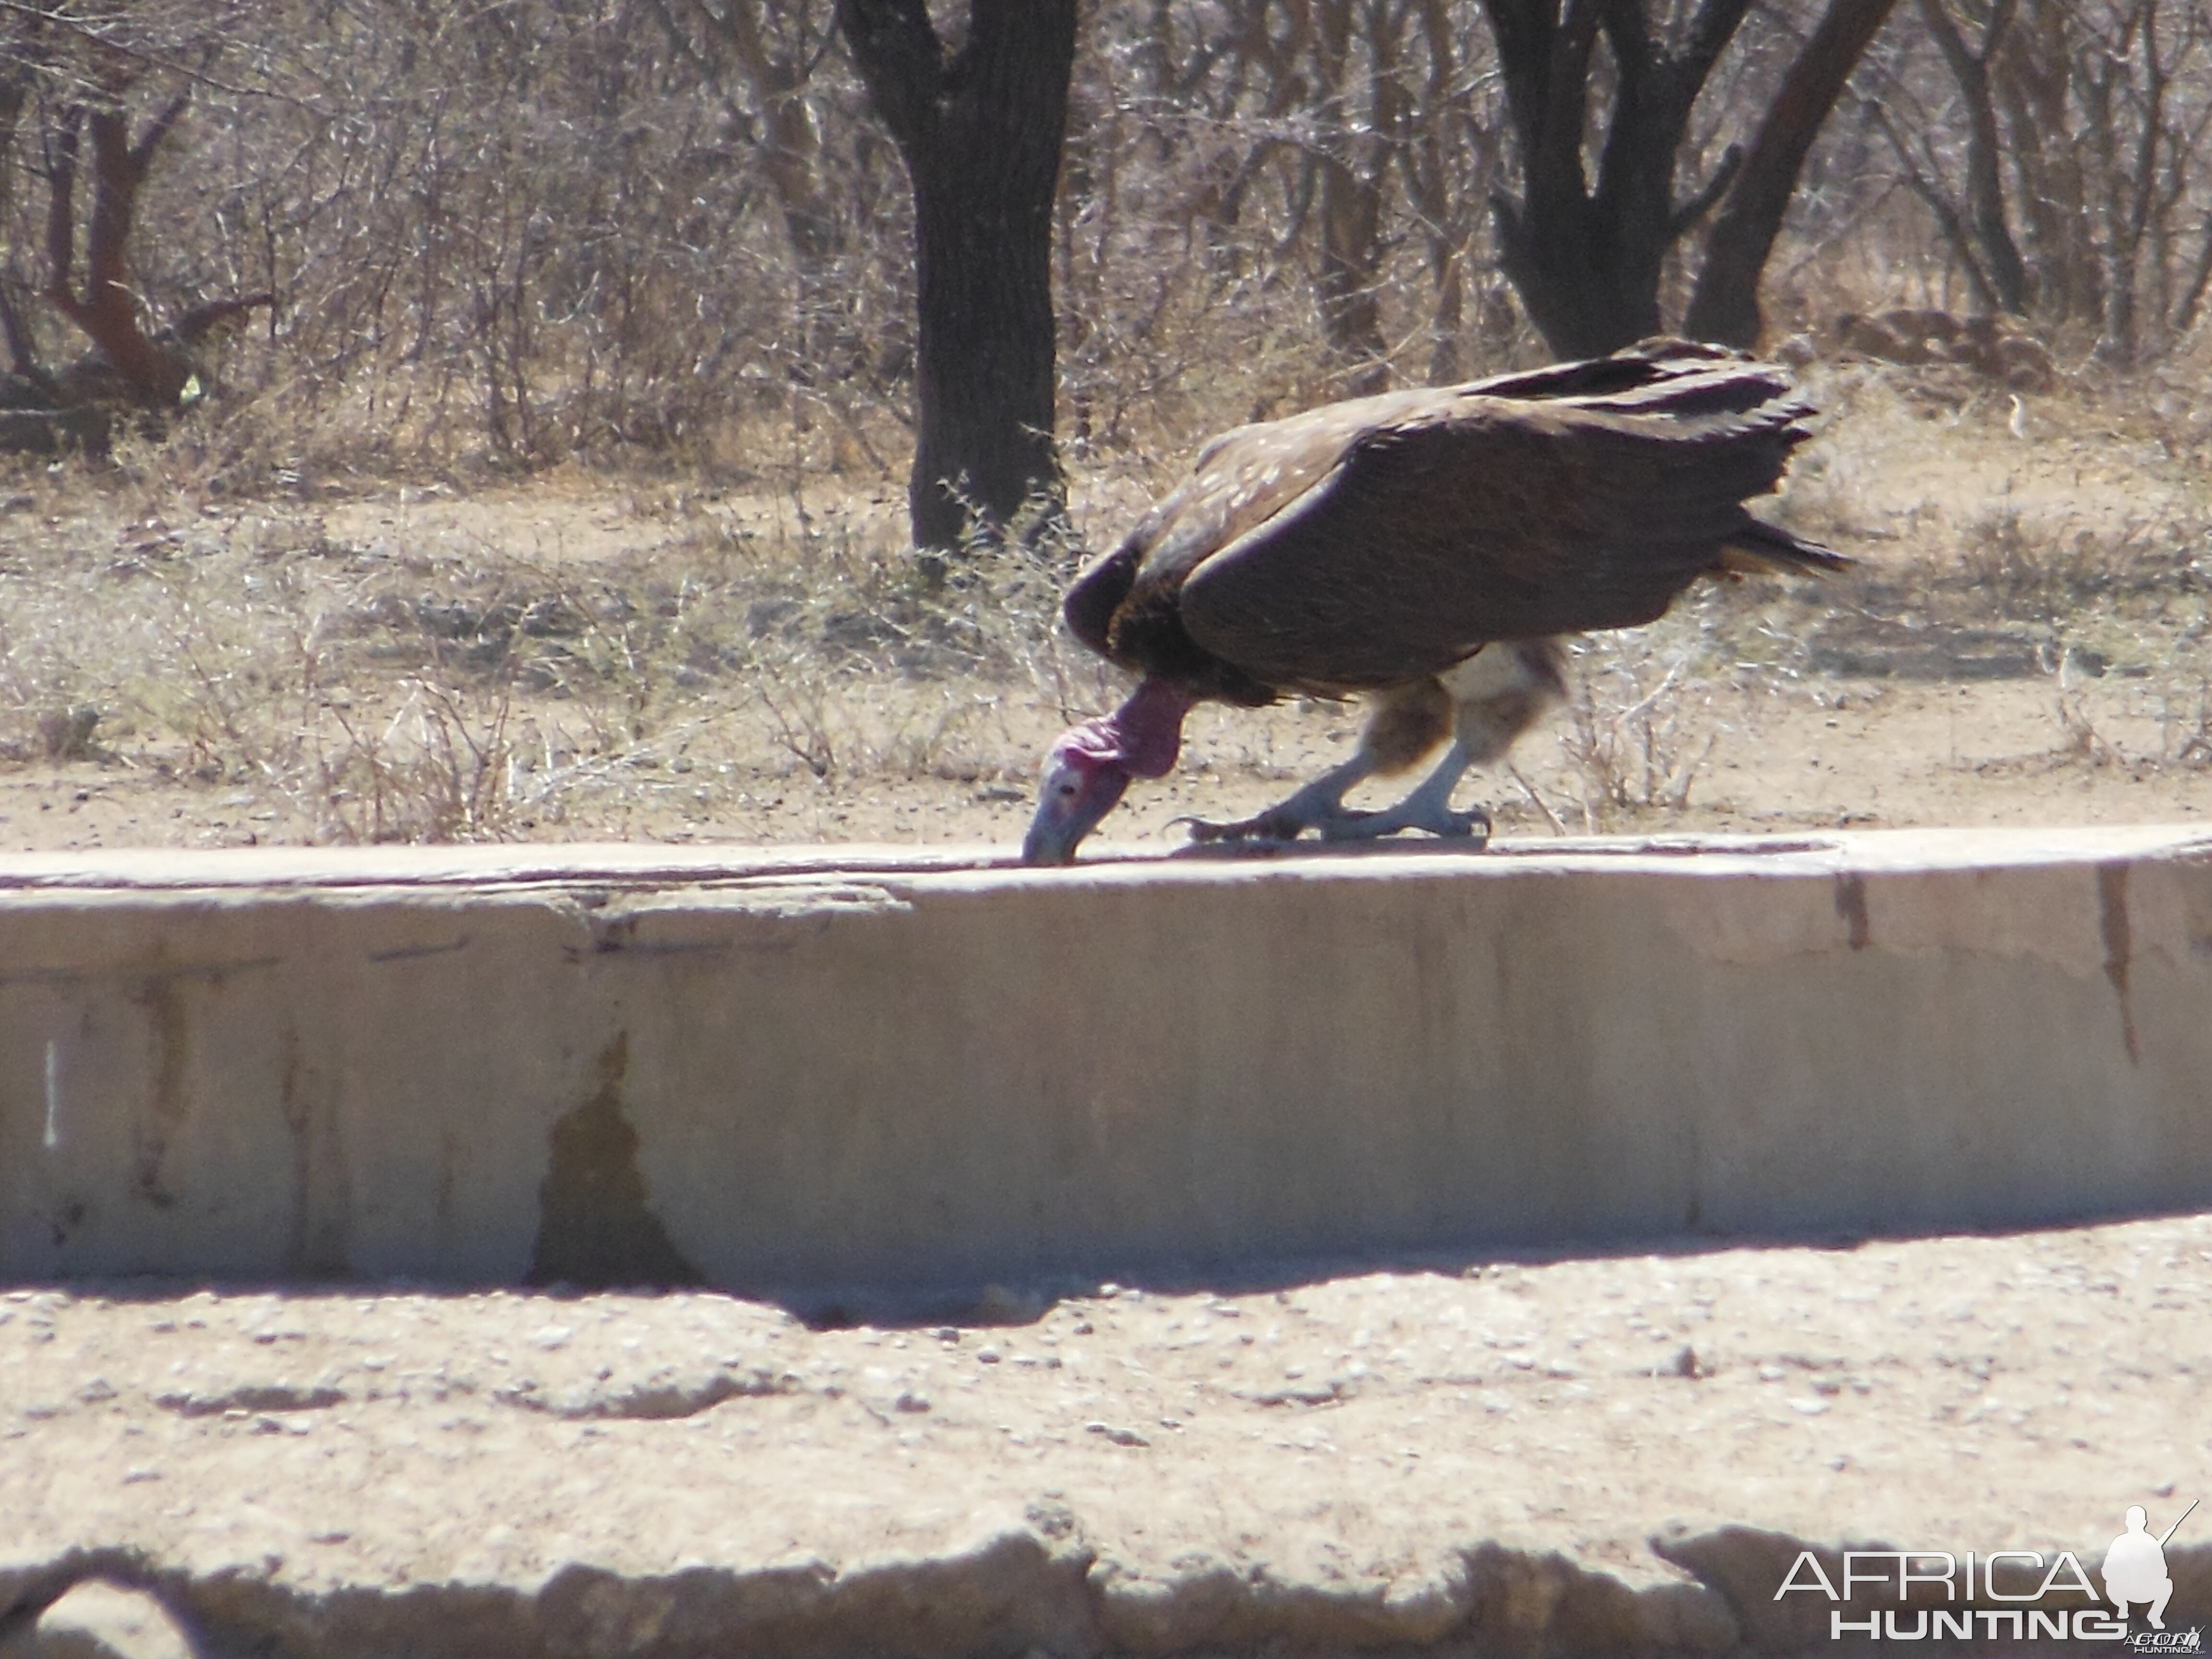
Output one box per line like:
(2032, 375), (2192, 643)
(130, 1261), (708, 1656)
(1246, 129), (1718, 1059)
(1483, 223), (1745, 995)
(1310, 0), (1392, 390)
(1684, 0), (1903, 344)
(1483, 0), (1755, 356)
(0, 59), (37, 379)
(1996, 0), (2097, 323)
(649, 1), (852, 372)
(1915, 0), (2029, 310)
(838, 0), (1077, 551)
(1404, 0), (1475, 383)
(46, 91), (201, 408)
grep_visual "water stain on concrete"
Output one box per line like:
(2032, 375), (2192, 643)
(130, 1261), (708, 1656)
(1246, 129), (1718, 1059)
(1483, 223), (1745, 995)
(2098, 862), (2140, 1066)
(527, 1032), (699, 1289)
(1832, 874), (1871, 951)
(280, 1026), (351, 1277)
(131, 971), (191, 1209)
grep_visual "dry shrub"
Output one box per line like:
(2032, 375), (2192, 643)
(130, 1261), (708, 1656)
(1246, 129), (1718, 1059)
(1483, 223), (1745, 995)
(1559, 641), (1726, 829)
(312, 681), (519, 843)
(724, 498), (1111, 785)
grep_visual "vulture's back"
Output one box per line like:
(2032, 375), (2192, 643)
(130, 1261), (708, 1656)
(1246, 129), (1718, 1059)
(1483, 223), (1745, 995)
(1064, 339), (1840, 697)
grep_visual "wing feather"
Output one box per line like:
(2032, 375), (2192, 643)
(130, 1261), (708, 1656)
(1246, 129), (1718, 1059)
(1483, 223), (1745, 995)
(1176, 373), (1829, 690)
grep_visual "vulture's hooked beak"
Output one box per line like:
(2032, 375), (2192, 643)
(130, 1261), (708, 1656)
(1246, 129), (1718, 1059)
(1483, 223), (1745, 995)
(1020, 751), (1132, 866)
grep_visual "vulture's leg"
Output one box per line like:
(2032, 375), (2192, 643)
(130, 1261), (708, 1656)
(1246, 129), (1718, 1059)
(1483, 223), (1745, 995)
(1312, 644), (1566, 841)
(1178, 749), (1382, 842)
(1314, 736), (1488, 842)
(1180, 680), (1446, 843)
(1182, 642), (1567, 846)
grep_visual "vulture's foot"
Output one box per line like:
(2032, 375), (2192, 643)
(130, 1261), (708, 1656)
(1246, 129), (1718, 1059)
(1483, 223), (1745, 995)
(1174, 798), (1491, 848)
(1175, 807), (1310, 844)
(1176, 741), (1492, 848)
(1321, 799), (1492, 846)
(1172, 757), (1374, 844)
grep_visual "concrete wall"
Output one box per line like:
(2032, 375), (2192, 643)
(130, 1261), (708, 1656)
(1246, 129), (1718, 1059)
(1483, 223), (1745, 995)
(3, 828), (2210, 1305)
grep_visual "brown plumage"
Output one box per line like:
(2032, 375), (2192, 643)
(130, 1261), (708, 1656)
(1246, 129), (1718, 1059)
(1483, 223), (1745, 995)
(1022, 339), (1847, 865)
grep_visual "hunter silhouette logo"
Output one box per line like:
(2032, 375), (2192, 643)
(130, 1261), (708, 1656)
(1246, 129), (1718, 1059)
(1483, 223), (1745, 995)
(1774, 1496), (2201, 1642)
(2104, 1500), (2195, 1636)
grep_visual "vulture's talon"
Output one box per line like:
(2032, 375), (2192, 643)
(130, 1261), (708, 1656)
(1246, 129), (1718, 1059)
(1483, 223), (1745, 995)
(1312, 802), (1491, 845)
(1447, 812), (1494, 848)
(1442, 807), (1493, 842)
(1172, 812), (1305, 844)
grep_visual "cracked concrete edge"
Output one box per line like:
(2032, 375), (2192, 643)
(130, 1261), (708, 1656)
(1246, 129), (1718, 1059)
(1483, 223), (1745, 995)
(0, 1526), (1931, 1659)
(0, 1577), (200, 1659)
(7, 1531), (2209, 1659)
(12, 1532), (2204, 1659)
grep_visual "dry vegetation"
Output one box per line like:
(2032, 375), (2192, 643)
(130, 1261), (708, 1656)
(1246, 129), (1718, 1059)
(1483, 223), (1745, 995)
(3, 0), (2212, 853)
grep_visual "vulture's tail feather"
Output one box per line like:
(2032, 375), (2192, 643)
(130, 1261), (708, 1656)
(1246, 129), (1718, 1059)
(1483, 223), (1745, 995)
(1719, 517), (1851, 577)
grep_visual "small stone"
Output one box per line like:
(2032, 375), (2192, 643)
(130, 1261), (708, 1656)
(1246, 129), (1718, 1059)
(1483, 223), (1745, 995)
(1084, 1420), (1149, 1448)
(894, 1392), (930, 1414)
(529, 1325), (573, 1351)
(24, 1578), (198, 1659)
(975, 1346), (1001, 1364)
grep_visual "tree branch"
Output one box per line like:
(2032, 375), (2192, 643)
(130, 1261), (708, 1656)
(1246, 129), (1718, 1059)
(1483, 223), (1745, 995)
(1669, 142), (1742, 239)
(1682, 0), (1902, 343)
(834, 0), (943, 154)
(43, 103), (81, 309)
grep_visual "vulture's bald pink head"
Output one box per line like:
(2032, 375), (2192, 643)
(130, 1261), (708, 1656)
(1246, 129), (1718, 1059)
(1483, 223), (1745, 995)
(1022, 679), (1193, 865)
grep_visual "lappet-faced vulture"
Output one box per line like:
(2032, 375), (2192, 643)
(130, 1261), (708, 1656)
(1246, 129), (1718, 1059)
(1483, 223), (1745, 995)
(1021, 339), (1848, 866)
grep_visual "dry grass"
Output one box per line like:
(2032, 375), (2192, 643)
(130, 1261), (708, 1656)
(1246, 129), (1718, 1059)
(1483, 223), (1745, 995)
(0, 433), (1131, 843)
(7, 336), (2212, 848)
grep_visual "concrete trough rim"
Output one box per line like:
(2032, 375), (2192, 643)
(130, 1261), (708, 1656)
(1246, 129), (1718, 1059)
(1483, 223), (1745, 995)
(0, 821), (2203, 896)
(7, 818), (2212, 1303)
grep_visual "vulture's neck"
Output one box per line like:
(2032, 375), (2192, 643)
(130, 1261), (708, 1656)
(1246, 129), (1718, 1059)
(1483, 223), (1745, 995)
(1105, 678), (1194, 778)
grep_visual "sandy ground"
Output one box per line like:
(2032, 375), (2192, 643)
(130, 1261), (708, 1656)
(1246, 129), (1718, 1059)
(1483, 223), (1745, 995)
(4, 1215), (2210, 1656)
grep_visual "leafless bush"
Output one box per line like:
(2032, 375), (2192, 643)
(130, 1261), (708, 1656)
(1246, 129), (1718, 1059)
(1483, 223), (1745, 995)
(1857, 0), (2212, 362)
(1559, 643), (1725, 828)
(311, 680), (519, 843)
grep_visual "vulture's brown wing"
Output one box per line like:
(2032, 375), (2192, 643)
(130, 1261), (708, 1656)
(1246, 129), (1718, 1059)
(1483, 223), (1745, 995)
(1067, 342), (1740, 661)
(1176, 370), (1829, 691)
(1064, 389), (1445, 670)
(1445, 336), (1749, 406)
